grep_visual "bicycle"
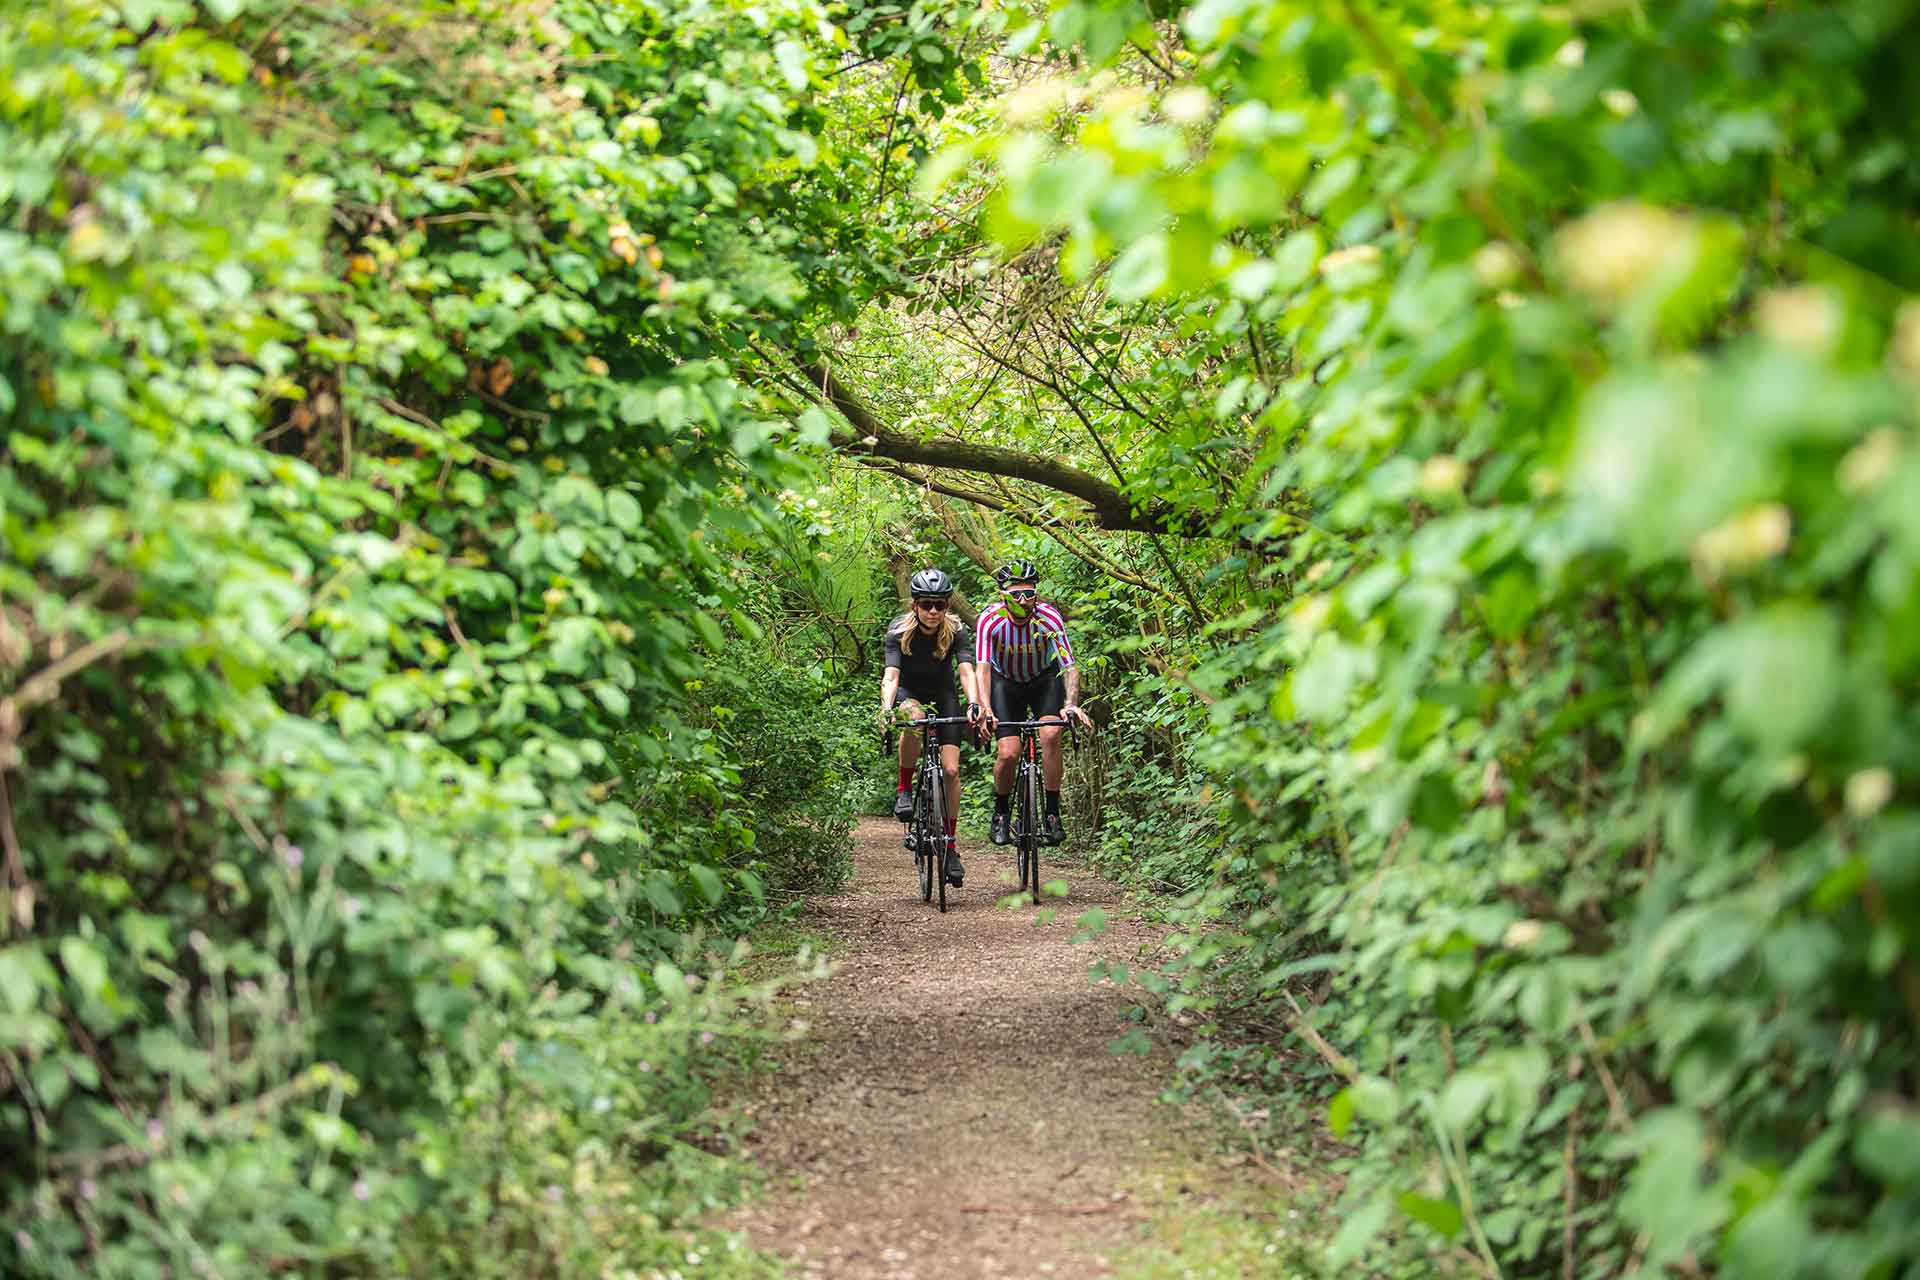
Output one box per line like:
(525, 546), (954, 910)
(881, 713), (975, 913)
(993, 716), (1079, 905)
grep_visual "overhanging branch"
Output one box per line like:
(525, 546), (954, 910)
(794, 355), (1212, 537)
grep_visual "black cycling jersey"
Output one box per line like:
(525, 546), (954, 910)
(884, 619), (975, 696)
(885, 619), (975, 749)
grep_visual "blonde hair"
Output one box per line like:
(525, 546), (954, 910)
(892, 610), (958, 660)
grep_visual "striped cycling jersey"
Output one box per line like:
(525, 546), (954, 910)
(974, 601), (1076, 682)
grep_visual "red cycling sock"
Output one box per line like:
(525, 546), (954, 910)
(897, 766), (911, 791)
(945, 814), (958, 838)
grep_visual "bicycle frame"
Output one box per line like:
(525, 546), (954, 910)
(993, 716), (1078, 904)
(884, 714), (973, 912)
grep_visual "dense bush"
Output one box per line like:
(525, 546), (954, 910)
(953, 0), (1920, 1273)
(0, 0), (862, 1273)
(614, 642), (870, 929)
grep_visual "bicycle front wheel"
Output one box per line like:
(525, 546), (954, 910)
(926, 765), (948, 913)
(914, 772), (935, 903)
(920, 764), (946, 908)
(1018, 763), (1041, 904)
(916, 831), (933, 902)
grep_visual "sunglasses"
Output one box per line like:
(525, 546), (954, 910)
(914, 599), (949, 612)
(1005, 588), (1037, 600)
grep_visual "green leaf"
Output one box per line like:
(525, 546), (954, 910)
(656, 386), (689, 431)
(1721, 1194), (1812, 1276)
(1397, 1191), (1464, 1240)
(1325, 1194), (1390, 1267)
(643, 875), (683, 916)
(1329, 1086), (1356, 1136)
(0, 946), (54, 1014)
(689, 864), (725, 905)
(607, 489), (642, 532)
(1436, 1069), (1495, 1132)
(1108, 234), (1169, 301)
(59, 937), (109, 1002)
(691, 610), (726, 650)
(1073, 905), (1109, 941)
(652, 960), (686, 998)
(1482, 571), (1538, 640)
(1350, 1074), (1399, 1126)
(773, 39), (810, 90)
(1854, 1109), (1920, 1186)
(1618, 1109), (1731, 1270)
(1271, 229), (1322, 290)
(593, 684), (630, 718)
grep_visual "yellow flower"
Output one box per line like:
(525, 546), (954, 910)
(1839, 427), (1902, 493)
(1755, 286), (1842, 356)
(1690, 503), (1790, 581)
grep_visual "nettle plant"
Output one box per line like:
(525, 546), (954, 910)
(961, 0), (1920, 1273)
(2, 0), (857, 1273)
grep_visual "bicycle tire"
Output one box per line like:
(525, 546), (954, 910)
(1024, 762), (1042, 904)
(1009, 761), (1032, 902)
(1015, 763), (1031, 892)
(930, 763), (949, 913)
(914, 770), (934, 903)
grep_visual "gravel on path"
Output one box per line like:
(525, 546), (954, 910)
(718, 815), (1190, 1280)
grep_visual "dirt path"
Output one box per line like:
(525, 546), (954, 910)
(720, 816), (1194, 1279)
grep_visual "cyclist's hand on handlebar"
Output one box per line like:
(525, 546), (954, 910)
(1061, 703), (1093, 729)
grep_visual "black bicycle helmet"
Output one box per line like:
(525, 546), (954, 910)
(908, 567), (953, 598)
(992, 558), (1040, 587)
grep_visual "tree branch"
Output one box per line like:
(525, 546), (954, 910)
(924, 489), (997, 573)
(794, 353), (1209, 536)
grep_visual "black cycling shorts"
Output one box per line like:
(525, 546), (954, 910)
(989, 672), (1065, 739)
(896, 679), (964, 747)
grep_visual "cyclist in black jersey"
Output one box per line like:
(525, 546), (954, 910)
(878, 568), (983, 887)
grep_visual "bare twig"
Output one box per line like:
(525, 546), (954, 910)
(959, 1200), (1138, 1217)
(475, 390), (549, 422)
(372, 396), (514, 473)
(872, 69), (912, 202)
(1421, 1095), (1505, 1279)
(1562, 1120), (1579, 1280)
(1575, 1015), (1632, 1133)
(2, 630), (145, 718)
(0, 772), (28, 933)
(1282, 991), (1356, 1079)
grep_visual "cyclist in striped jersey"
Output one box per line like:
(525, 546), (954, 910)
(976, 560), (1091, 847)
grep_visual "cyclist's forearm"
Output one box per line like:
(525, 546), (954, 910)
(958, 663), (980, 706)
(879, 669), (900, 710)
(1064, 668), (1080, 706)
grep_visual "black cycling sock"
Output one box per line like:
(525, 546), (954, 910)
(1046, 790), (1061, 814)
(993, 790), (1011, 812)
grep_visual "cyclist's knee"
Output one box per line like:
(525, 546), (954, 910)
(1039, 725), (1064, 746)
